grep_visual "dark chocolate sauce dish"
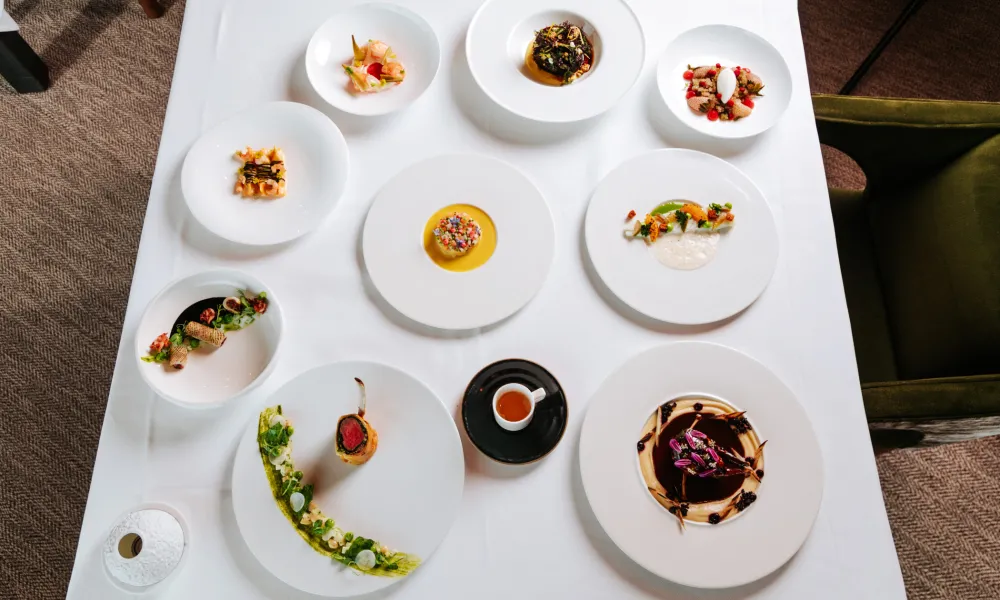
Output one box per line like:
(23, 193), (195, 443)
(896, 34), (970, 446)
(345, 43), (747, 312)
(637, 396), (765, 528)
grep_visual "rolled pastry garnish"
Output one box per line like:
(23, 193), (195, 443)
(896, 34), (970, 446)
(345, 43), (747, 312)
(184, 321), (227, 347)
(168, 344), (189, 370)
(335, 378), (380, 465)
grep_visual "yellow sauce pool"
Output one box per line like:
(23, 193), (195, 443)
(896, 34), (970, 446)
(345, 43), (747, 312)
(423, 204), (497, 272)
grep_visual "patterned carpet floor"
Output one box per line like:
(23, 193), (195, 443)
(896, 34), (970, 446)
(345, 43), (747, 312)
(0, 0), (997, 598)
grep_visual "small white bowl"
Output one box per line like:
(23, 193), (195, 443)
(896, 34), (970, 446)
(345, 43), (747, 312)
(134, 269), (284, 408)
(305, 3), (441, 116)
(181, 101), (349, 246)
(656, 25), (792, 140)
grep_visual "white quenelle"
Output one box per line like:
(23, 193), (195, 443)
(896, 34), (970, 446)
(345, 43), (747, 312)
(717, 68), (737, 104)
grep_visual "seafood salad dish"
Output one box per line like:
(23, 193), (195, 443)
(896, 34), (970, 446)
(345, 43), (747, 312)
(624, 201), (735, 270)
(234, 147), (286, 199)
(343, 36), (406, 93)
(684, 64), (764, 122)
(637, 397), (766, 529)
(256, 381), (419, 576)
(524, 21), (594, 86)
(142, 289), (268, 370)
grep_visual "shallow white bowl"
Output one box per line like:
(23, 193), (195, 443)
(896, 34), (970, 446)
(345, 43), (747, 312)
(305, 3), (440, 116)
(580, 342), (823, 588)
(585, 148), (778, 324)
(134, 269), (283, 408)
(466, 0), (644, 123)
(181, 101), (349, 246)
(656, 25), (792, 140)
(231, 361), (465, 597)
(362, 154), (555, 330)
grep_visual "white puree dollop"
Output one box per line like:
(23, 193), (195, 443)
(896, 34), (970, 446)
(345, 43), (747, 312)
(648, 231), (720, 270)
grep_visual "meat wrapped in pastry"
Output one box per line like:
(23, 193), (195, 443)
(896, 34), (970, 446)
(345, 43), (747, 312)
(184, 321), (226, 346)
(335, 378), (379, 465)
(168, 344), (189, 370)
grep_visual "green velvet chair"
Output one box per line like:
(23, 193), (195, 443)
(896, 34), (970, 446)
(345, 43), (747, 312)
(813, 94), (1000, 449)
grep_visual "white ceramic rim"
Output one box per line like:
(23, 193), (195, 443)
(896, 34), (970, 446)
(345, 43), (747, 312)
(362, 153), (555, 330)
(579, 342), (824, 588)
(465, 0), (645, 123)
(655, 24), (793, 140)
(304, 2), (441, 116)
(133, 269), (284, 409)
(584, 148), (779, 324)
(180, 101), (349, 245)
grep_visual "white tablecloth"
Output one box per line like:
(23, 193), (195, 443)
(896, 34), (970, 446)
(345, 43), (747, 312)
(67, 0), (906, 598)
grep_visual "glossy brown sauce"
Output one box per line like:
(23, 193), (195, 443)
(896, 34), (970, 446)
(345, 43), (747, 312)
(651, 412), (745, 503)
(171, 297), (226, 332)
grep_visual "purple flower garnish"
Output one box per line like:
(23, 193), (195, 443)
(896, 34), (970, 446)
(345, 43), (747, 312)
(668, 439), (682, 453)
(674, 459), (692, 468)
(691, 453), (706, 467)
(689, 429), (708, 440)
(707, 447), (720, 463)
(684, 431), (697, 448)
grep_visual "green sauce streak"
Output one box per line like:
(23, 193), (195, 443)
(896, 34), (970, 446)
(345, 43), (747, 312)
(651, 201), (686, 216)
(257, 406), (420, 577)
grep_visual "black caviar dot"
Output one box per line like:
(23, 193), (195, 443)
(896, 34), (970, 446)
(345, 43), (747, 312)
(668, 506), (678, 515)
(756, 469), (764, 479)
(693, 402), (704, 411)
(637, 440), (645, 452)
(680, 503), (689, 517)
(708, 513), (721, 524)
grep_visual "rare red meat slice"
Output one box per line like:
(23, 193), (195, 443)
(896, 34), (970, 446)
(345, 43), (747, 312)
(338, 416), (366, 452)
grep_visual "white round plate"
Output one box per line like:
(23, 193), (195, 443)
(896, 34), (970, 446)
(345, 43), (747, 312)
(466, 0), (644, 123)
(580, 342), (823, 588)
(181, 101), (348, 245)
(306, 3), (440, 116)
(585, 149), (778, 324)
(363, 154), (554, 330)
(135, 269), (283, 408)
(232, 361), (464, 597)
(656, 25), (792, 140)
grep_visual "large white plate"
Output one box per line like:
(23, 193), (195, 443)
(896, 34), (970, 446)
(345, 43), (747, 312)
(466, 0), (644, 123)
(656, 25), (792, 140)
(362, 154), (554, 330)
(134, 269), (284, 408)
(306, 3), (441, 116)
(580, 342), (823, 588)
(181, 101), (349, 245)
(231, 361), (465, 597)
(585, 149), (778, 324)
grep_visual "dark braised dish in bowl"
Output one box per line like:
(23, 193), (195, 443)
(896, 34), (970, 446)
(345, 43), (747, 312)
(525, 21), (594, 85)
(637, 396), (766, 528)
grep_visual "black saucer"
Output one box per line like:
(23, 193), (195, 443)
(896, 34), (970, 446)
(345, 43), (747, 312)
(462, 359), (567, 465)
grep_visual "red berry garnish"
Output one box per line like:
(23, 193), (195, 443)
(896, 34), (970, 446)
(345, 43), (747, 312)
(715, 93), (722, 99)
(683, 70), (694, 80)
(699, 81), (706, 88)
(726, 99), (734, 107)
(707, 69), (716, 77)
(707, 109), (719, 121)
(715, 63), (721, 68)
(686, 90), (696, 99)
(743, 98), (754, 108)
(366, 62), (383, 78)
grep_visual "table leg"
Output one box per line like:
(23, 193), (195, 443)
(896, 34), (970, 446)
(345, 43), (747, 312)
(838, 0), (930, 95)
(138, 0), (164, 18)
(0, 28), (49, 93)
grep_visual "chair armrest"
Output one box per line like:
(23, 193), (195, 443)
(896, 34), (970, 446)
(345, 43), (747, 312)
(863, 375), (1000, 448)
(813, 94), (1000, 193)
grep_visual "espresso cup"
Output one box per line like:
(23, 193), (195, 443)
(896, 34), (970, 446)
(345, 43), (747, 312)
(492, 383), (547, 432)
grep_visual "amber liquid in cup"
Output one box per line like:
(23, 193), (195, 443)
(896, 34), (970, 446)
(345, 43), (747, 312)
(496, 391), (532, 422)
